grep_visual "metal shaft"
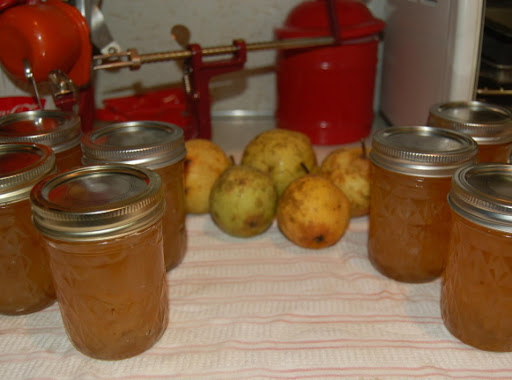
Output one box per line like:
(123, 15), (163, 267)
(93, 36), (335, 71)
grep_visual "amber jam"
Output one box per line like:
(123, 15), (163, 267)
(443, 164), (512, 352)
(427, 100), (512, 163)
(30, 164), (168, 360)
(54, 144), (82, 172)
(43, 222), (168, 360)
(81, 121), (187, 271)
(477, 142), (511, 163)
(369, 165), (453, 282)
(0, 110), (82, 171)
(153, 162), (186, 269)
(369, 126), (478, 283)
(0, 143), (56, 315)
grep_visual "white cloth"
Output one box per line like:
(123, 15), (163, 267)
(0, 214), (511, 379)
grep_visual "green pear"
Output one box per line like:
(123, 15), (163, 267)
(241, 129), (317, 197)
(209, 165), (278, 237)
(277, 174), (351, 249)
(320, 144), (371, 217)
(184, 139), (232, 214)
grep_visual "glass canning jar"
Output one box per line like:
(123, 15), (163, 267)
(0, 142), (56, 315)
(30, 164), (169, 360)
(427, 101), (512, 163)
(0, 110), (82, 171)
(81, 121), (187, 271)
(443, 163), (512, 352)
(368, 126), (478, 283)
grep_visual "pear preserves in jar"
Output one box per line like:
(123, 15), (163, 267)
(30, 164), (169, 360)
(81, 121), (186, 271)
(427, 101), (512, 163)
(0, 110), (82, 171)
(369, 126), (477, 283)
(0, 142), (56, 315)
(443, 164), (512, 352)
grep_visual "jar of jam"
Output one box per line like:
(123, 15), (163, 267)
(30, 164), (169, 360)
(443, 163), (512, 351)
(0, 110), (82, 171)
(81, 121), (187, 271)
(369, 126), (478, 283)
(0, 142), (56, 315)
(427, 101), (512, 163)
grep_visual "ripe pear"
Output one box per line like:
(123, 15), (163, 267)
(277, 174), (351, 249)
(241, 129), (317, 197)
(320, 144), (371, 217)
(209, 165), (278, 237)
(184, 139), (232, 214)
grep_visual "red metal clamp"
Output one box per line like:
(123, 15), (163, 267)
(184, 39), (247, 139)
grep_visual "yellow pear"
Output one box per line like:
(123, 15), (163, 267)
(209, 165), (278, 237)
(276, 174), (351, 249)
(184, 139), (231, 214)
(241, 129), (317, 197)
(320, 144), (371, 217)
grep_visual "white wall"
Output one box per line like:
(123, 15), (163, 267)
(95, 0), (386, 115)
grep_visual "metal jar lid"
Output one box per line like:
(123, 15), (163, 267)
(30, 164), (165, 241)
(448, 163), (512, 233)
(81, 121), (186, 169)
(427, 101), (512, 144)
(0, 142), (55, 204)
(0, 110), (81, 153)
(370, 126), (478, 177)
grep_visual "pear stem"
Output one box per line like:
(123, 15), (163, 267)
(229, 155), (236, 165)
(360, 139), (367, 159)
(300, 162), (310, 174)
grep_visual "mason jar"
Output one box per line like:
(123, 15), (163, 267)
(30, 164), (169, 360)
(0, 110), (82, 171)
(368, 126), (478, 283)
(427, 100), (512, 163)
(0, 142), (56, 315)
(81, 121), (187, 271)
(443, 163), (512, 352)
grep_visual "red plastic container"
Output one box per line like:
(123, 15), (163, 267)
(0, 97), (45, 117)
(275, 0), (385, 145)
(95, 87), (194, 139)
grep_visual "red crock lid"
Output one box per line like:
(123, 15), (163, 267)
(275, 0), (385, 40)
